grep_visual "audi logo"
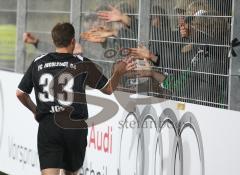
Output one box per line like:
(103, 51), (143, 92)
(118, 106), (205, 175)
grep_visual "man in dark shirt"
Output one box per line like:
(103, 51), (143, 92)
(16, 22), (135, 175)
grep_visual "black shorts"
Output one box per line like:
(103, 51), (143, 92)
(37, 115), (88, 172)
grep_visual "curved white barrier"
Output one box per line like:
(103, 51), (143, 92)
(1, 70), (240, 175)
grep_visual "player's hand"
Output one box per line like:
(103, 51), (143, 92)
(114, 57), (136, 75)
(23, 32), (39, 45)
(98, 5), (124, 23)
(134, 59), (153, 77)
(134, 59), (166, 82)
(129, 45), (155, 61)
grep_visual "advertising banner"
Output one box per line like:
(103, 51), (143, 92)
(0, 70), (240, 175)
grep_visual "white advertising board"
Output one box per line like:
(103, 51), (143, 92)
(0, 70), (240, 175)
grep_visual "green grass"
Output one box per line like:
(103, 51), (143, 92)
(0, 25), (16, 60)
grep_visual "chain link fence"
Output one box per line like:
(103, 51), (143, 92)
(0, 0), (236, 109)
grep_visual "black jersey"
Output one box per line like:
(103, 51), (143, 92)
(18, 52), (108, 120)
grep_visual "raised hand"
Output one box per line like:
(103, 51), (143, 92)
(91, 29), (118, 38)
(114, 57), (136, 75)
(80, 26), (116, 43)
(178, 16), (190, 38)
(129, 45), (155, 60)
(23, 32), (39, 45)
(98, 5), (124, 23)
(80, 31), (106, 43)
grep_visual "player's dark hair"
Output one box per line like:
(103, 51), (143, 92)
(51, 22), (75, 48)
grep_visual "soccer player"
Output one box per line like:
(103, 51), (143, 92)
(16, 22), (135, 175)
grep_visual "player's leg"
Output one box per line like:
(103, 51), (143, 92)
(38, 116), (65, 173)
(62, 169), (79, 175)
(41, 168), (60, 175)
(62, 128), (88, 174)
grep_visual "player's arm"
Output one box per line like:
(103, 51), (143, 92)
(16, 90), (37, 115)
(86, 57), (135, 94)
(16, 61), (37, 118)
(101, 58), (136, 95)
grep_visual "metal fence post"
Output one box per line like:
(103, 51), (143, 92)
(138, 0), (150, 44)
(229, 0), (240, 111)
(71, 0), (81, 41)
(137, 0), (151, 94)
(15, 0), (27, 73)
